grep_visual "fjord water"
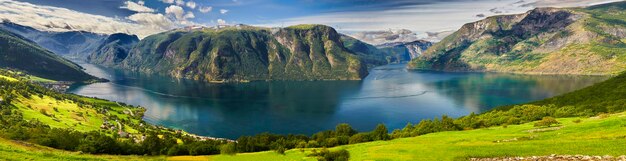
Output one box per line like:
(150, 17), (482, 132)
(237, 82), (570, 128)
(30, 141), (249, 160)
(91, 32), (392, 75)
(69, 63), (606, 139)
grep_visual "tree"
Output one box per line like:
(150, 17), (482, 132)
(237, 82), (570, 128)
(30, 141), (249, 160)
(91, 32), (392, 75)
(371, 124), (390, 141)
(220, 142), (237, 155)
(349, 133), (369, 144)
(335, 123), (357, 137)
(296, 141), (307, 152)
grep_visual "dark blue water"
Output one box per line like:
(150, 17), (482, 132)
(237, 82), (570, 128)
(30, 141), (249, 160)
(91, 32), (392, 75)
(68, 63), (607, 139)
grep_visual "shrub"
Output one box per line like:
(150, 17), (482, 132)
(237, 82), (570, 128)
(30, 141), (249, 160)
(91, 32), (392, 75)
(348, 133), (369, 144)
(534, 117), (560, 127)
(220, 142), (237, 155)
(274, 146), (286, 155)
(598, 113), (610, 119)
(308, 148), (350, 161)
(371, 124), (390, 141)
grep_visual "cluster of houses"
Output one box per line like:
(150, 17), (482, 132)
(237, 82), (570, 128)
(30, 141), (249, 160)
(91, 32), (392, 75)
(99, 119), (151, 143)
(100, 119), (235, 143)
(178, 130), (235, 142)
(36, 81), (72, 92)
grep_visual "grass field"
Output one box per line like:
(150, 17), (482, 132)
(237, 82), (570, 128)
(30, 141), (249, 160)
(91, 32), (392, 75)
(206, 112), (626, 161)
(10, 95), (143, 133)
(0, 137), (164, 161)
(0, 74), (17, 82)
(1, 110), (624, 160)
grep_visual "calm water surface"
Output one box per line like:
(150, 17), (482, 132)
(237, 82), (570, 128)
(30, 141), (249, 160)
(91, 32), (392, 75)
(68, 63), (607, 139)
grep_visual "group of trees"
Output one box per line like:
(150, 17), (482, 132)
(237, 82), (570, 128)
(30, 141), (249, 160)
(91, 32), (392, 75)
(232, 123), (389, 155)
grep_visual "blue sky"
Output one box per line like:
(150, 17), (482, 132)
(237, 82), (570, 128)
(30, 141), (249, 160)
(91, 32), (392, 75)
(1, 0), (620, 39)
(18, 0), (486, 26)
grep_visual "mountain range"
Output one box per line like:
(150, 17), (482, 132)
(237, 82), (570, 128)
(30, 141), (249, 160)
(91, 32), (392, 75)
(86, 33), (139, 66)
(107, 24), (370, 82)
(409, 2), (626, 75)
(0, 27), (96, 82)
(0, 20), (106, 58)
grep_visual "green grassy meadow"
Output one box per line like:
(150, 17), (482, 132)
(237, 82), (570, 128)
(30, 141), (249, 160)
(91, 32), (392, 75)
(206, 112), (626, 161)
(0, 137), (164, 161)
(3, 110), (624, 161)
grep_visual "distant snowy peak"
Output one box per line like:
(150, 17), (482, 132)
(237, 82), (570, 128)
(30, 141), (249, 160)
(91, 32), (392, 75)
(346, 29), (453, 46)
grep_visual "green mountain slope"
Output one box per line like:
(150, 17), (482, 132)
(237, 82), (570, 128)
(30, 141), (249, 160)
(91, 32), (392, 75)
(87, 33), (139, 66)
(379, 40), (433, 63)
(0, 28), (96, 82)
(340, 34), (393, 66)
(114, 24), (367, 82)
(0, 21), (107, 57)
(340, 34), (434, 65)
(409, 2), (626, 75)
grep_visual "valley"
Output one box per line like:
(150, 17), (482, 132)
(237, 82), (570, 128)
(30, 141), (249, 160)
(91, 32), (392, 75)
(68, 61), (605, 139)
(0, 0), (625, 161)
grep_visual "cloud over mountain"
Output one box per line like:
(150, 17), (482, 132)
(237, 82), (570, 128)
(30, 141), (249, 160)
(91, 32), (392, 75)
(120, 1), (154, 13)
(0, 0), (178, 38)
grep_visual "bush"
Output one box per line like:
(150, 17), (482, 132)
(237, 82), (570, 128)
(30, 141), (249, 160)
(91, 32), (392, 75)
(274, 146), (286, 155)
(308, 148), (350, 161)
(534, 117), (560, 127)
(371, 124), (390, 141)
(220, 142), (237, 155)
(348, 133), (369, 144)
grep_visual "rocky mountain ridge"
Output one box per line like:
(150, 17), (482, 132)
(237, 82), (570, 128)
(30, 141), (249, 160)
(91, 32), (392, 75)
(107, 24), (369, 82)
(409, 2), (626, 75)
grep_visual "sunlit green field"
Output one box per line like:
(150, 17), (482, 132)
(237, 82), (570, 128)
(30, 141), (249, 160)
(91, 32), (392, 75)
(10, 95), (143, 133)
(0, 74), (17, 82)
(207, 112), (626, 161)
(1, 108), (625, 161)
(0, 137), (164, 161)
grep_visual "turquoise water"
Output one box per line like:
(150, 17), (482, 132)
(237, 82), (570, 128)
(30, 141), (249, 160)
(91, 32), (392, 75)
(68, 63), (606, 139)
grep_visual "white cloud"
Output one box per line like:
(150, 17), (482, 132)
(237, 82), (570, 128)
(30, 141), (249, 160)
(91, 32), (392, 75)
(120, 1), (155, 13)
(217, 19), (227, 25)
(255, 0), (619, 35)
(165, 5), (185, 20)
(199, 6), (212, 13)
(138, 1), (145, 5)
(164, 5), (197, 25)
(184, 11), (195, 19)
(530, 0), (623, 7)
(220, 9), (229, 14)
(175, 0), (185, 6)
(161, 0), (174, 4)
(186, 1), (196, 9)
(126, 13), (176, 31)
(0, 0), (183, 38)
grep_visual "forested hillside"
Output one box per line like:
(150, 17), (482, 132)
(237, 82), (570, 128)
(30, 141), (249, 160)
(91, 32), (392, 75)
(0, 28), (96, 82)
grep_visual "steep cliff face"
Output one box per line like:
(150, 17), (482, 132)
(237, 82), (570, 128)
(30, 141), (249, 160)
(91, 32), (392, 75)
(87, 33), (139, 66)
(409, 2), (626, 75)
(380, 40), (433, 63)
(341, 34), (433, 65)
(117, 25), (367, 82)
(340, 34), (393, 66)
(0, 28), (96, 82)
(0, 21), (106, 57)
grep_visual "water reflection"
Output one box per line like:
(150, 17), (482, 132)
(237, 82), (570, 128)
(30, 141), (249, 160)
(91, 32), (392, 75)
(425, 73), (607, 113)
(69, 63), (607, 139)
